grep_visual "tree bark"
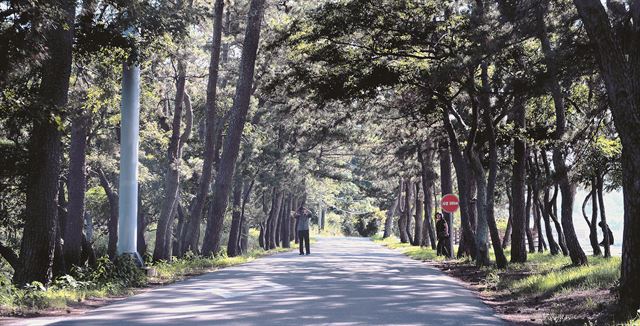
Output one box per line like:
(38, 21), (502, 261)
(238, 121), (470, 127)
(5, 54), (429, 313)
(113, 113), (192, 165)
(419, 142), (437, 249)
(383, 197), (398, 239)
(64, 113), (90, 269)
(596, 174), (611, 258)
(264, 188), (276, 250)
(533, 198), (546, 252)
(183, 0), (225, 256)
(281, 194), (291, 248)
(14, 0), (75, 286)
(269, 191), (284, 249)
(413, 181), (423, 246)
(54, 181), (67, 278)
(238, 179), (254, 253)
(510, 99), (527, 262)
(397, 179), (410, 243)
(200, 0), (266, 256)
(583, 179), (601, 256)
(525, 184), (536, 253)
(96, 167), (118, 259)
(226, 173), (243, 257)
(154, 62), (190, 262)
(137, 192), (147, 259)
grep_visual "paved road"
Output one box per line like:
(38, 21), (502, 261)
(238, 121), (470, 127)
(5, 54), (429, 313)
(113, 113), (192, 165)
(26, 237), (505, 326)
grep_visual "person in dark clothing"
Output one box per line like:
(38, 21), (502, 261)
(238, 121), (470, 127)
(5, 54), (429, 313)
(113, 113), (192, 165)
(295, 206), (311, 255)
(598, 221), (614, 246)
(435, 212), (449, 257)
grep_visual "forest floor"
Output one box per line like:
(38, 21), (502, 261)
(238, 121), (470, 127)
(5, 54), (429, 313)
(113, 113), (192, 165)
(373, 235), (636, 325)
(0, 246), (292, 323)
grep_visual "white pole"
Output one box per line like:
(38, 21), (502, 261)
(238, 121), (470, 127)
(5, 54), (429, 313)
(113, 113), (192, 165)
(117, 62), (140, 258)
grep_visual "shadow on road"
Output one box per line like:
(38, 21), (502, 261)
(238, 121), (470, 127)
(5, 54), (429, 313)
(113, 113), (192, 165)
(40, 237), (505, 326)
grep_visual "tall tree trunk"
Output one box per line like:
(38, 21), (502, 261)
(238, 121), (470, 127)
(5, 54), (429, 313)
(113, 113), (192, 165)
(536, 2), (588, 266)
(54, 180), (67, 277)
(227, 173), (243, 257)
(397, 179), (409, 243)
(264, 188), (276, 250)
(184, 0), (225, 256)
(137, 192), (147, 259)
(238, 179), (254, 253)
(275, 196), (283, 248)
(539, 154), (564, 255)
(200, 0), (266, 256)
(533, 198), (546, 252)
(383, 197), (398, 239)
(14, 0), (75, 286)
(572, 0), (640, 313)
(96, 167), (118, 259)
(439, 140), (456, 258)
(153, 63), (190, 262)
(480, 69), (508, 269)
(281, 194), (291, 248)
(538, 196), (559, 255)
(510, 100), (527, 262)
(419, 142), (437, 249)
(583, 179), (601, 256)
(64, 113), (89, 270)
(403, 180), (413, 241)
(413, 181), (423, 246)
(269, 191), (284, 249)
(291, 197), (298, 243)
(525, 184), (536, 253)
(442, 104), (477, 259)
(596, 174), (611, 258)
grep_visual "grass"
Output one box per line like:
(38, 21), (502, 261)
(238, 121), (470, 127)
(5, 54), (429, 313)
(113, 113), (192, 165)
(503, 253), (620, 297)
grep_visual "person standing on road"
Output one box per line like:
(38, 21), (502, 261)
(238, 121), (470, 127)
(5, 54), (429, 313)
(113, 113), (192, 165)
(435, 212), (449, 257)
(295, 206), (311, 255)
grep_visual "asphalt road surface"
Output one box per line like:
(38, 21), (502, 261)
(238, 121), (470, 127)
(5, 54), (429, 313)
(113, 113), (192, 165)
(25, 237), (506, 325)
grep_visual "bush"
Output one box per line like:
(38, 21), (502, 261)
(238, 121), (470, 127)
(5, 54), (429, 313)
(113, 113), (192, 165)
(355, 213), (379, 237)
(13, 281), (48, 309)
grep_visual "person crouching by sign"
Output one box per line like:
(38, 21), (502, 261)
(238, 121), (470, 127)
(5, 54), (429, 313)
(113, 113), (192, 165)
(295, 206), (311, 255)
(435, 212), (449, 257)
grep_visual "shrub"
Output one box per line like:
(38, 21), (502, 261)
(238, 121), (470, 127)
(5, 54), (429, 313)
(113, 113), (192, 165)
(13, 281), (48, 309)
(355, 213), (379, 237)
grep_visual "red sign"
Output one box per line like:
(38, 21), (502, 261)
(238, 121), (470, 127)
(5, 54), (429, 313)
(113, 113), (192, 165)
(441, 194), (459, 213)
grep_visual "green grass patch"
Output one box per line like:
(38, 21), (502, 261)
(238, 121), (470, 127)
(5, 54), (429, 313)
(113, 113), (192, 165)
(505, 254), (620, 297)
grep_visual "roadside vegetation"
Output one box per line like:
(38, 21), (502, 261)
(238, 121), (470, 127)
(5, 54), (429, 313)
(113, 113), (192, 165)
(0, 239), (291, 316)
(373, 235), (636, 325)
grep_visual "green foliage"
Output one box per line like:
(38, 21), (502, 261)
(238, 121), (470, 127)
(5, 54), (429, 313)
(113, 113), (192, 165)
(354, 213), (380, 237)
